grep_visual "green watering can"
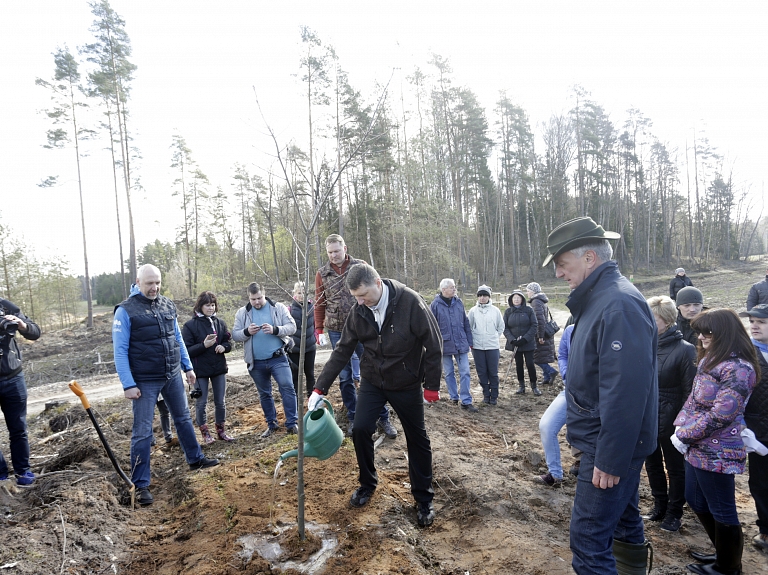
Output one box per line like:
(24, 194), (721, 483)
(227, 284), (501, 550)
(279, 398), (344, 461)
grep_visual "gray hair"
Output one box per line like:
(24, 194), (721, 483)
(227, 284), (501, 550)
(647, 295), (677, 327)
(346, 263), (380, 291)
(439, 278), (456, 290)
(569, 240), (613, 263)
(136, 263), (161, 281)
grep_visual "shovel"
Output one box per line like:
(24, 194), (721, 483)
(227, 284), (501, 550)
(69, 380), (134, 492)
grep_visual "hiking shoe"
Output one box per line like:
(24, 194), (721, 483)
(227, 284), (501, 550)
(461, 403), (479, 413)
(417, 501), (435, 527)
(189, 456), (220, 471)
(377, 418), (398, 439)
(569, 460), (580, 477)
(515, 385), (525, 394)
(350, 486), (375, 508)
(753, 533), (768, 551)
(537, 473), (563, 486)
(489, 399), (497, 405)
(660, 514), (681, 532)
(346, 421), (354, 437)
(16, 471), (35, 487)
(531, 385), (542, 396)
(641, 504), (667, 522)
(136, 487), (154, 506)
(287, 426), (299, 435)
(260, 426), (279, 438)
(450, 399), (459, 405)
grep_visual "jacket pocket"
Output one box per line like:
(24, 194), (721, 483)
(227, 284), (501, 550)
(568, 390), (600, 418)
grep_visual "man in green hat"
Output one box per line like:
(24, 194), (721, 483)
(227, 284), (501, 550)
(543, 217), (658, 574)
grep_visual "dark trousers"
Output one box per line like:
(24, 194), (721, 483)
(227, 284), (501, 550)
(288, 349), (316, 398)
(353, 380), (433, 503)
(0, 372), (30, 476)
(644, 430), (686, 518)
(684, 461), (739, 525)
(749, 451), (768, 535)
(472, 348), (500, 401)
(514, 349), (537, 384)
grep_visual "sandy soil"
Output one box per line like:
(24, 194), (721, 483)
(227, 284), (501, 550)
(2, 276), (768, 574)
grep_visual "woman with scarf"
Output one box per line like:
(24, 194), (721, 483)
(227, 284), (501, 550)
(182, 291), (233, 444)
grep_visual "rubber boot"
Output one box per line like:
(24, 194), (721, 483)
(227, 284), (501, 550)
(613, 538), (652, 575)
(215, 422), (234, 442)
(199, 424), (215, 445)
(690, 511), (717, 563)
(531, 381), (542, 396)
(688, 523), (743, 575)
(515, 380), (525, 394)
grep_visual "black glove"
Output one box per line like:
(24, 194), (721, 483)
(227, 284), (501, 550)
(517, 337), (527, 347)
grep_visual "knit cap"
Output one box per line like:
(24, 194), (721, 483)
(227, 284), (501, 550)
(675, 268), (685, 275)
(477, 285), (492, 297)
(676, 286), (703, 306)
(526, 282), (541, 294)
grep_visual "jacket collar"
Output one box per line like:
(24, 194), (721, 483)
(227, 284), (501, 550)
(566, 260), (618, 317)
(245, 296), (276, 312)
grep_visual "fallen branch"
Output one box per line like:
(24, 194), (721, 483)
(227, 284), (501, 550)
(55, 503), (66, 575)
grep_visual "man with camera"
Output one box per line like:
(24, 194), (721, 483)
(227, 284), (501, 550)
(0, 298), (41, 487)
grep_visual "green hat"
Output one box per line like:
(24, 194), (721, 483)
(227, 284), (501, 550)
(542, 216), (621, 267)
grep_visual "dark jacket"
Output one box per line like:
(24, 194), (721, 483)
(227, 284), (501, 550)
(116, 292), (182, 383)
(316, 279), (443, 393)
(656, 324), (696, 439)
(565, 260), (658, 478)
(289, 299), (316, 353)
(669, 275), (693, 300)
(676, 313), (699, 347)
(503, 292), (537, 352)
(744, 348), (768, 444)
(747, 276), (768, 310)
(0, 299), (41, 379)
(430, 294), (473, 355)
(181, 315), (231, 378)
(530, 292), (556, 364)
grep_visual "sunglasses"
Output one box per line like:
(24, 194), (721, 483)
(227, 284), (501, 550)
(698, 329), (713, 337)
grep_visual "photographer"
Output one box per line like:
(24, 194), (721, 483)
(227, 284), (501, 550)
(0, 298), (41, 487)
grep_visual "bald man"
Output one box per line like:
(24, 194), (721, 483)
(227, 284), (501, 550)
(113, 265), (218, 506)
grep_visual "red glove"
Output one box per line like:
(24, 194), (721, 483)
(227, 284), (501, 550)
(423, 389), (440, 404)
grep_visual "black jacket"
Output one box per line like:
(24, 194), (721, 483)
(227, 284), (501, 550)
(0, 299), (41, 379)
(747, 277), (768, 310)
(289, 299), (316, 353)
(503, 293), (537, 352)
(530, 293), (556, 364)
(181, 315), (231, 378)
(745, 349), (768, 444)
(669, 275), (693, 300)
(656, 325), (696, 438)
(316, 279), (443, 392)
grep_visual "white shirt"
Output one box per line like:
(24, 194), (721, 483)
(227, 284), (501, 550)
(368, 283), (389, 331)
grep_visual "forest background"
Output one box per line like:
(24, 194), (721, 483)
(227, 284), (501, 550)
(1, 0), (767, 333)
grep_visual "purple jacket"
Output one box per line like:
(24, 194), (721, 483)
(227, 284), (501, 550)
(430, 294), (473, 356)
(674, 355), (756, 474)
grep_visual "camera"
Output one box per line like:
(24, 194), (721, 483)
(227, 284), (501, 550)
(190, 386), (202, 399)
(0, 315), (18, 334)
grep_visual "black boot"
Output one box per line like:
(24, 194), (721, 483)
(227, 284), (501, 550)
(516, 380), (525, 394)
(531, 381), (542, 396)
(687, 522), (742, 575)
(613, 539), (653, 575)
(689, 511), (717, 563)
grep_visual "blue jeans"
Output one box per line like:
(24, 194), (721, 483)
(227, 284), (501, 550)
(130, 374), (204, 488)
(443, 353), (472, 404)
(537, 362), (557, 380)
(570, 452), (645, 574)
(0, 372), (31, 477)
(471, 349), (499, 401)
(194, 373), (227, 425)
(248, 355), (298, 429)
(539, 390), (567, 479)
(328, 330), (389, 423)
(684, 461), (739, 525)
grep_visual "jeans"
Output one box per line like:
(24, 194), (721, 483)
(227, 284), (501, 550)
(539, 390), (567, 479)
(130, 374), (204, 488)
(194, 373), (227, 425)
(354, 380), (433, 503)
(644, 430), (685, 519)
(537, 362), (557, 380)
(351, 351), (360, 382)
(570, 452), (645, 574)
(288, 349), (316, 398)
(0, 372), (30, 477)
(156, 399), (172, 441)
(248, 355), (298, 429)
(443, 353), (472, 404)
(749, 451), (768, 534)
(471, 349), (500, 401)
(684, 461), (739, 525)
(328, 330), (389, 423)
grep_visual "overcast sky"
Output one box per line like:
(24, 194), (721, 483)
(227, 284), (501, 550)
(1, 1), (766, 276)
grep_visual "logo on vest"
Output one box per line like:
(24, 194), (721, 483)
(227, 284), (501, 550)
(610, 341), (622, 351)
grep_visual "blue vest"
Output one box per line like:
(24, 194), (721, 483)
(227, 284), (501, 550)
(117, 294), (181, 382)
